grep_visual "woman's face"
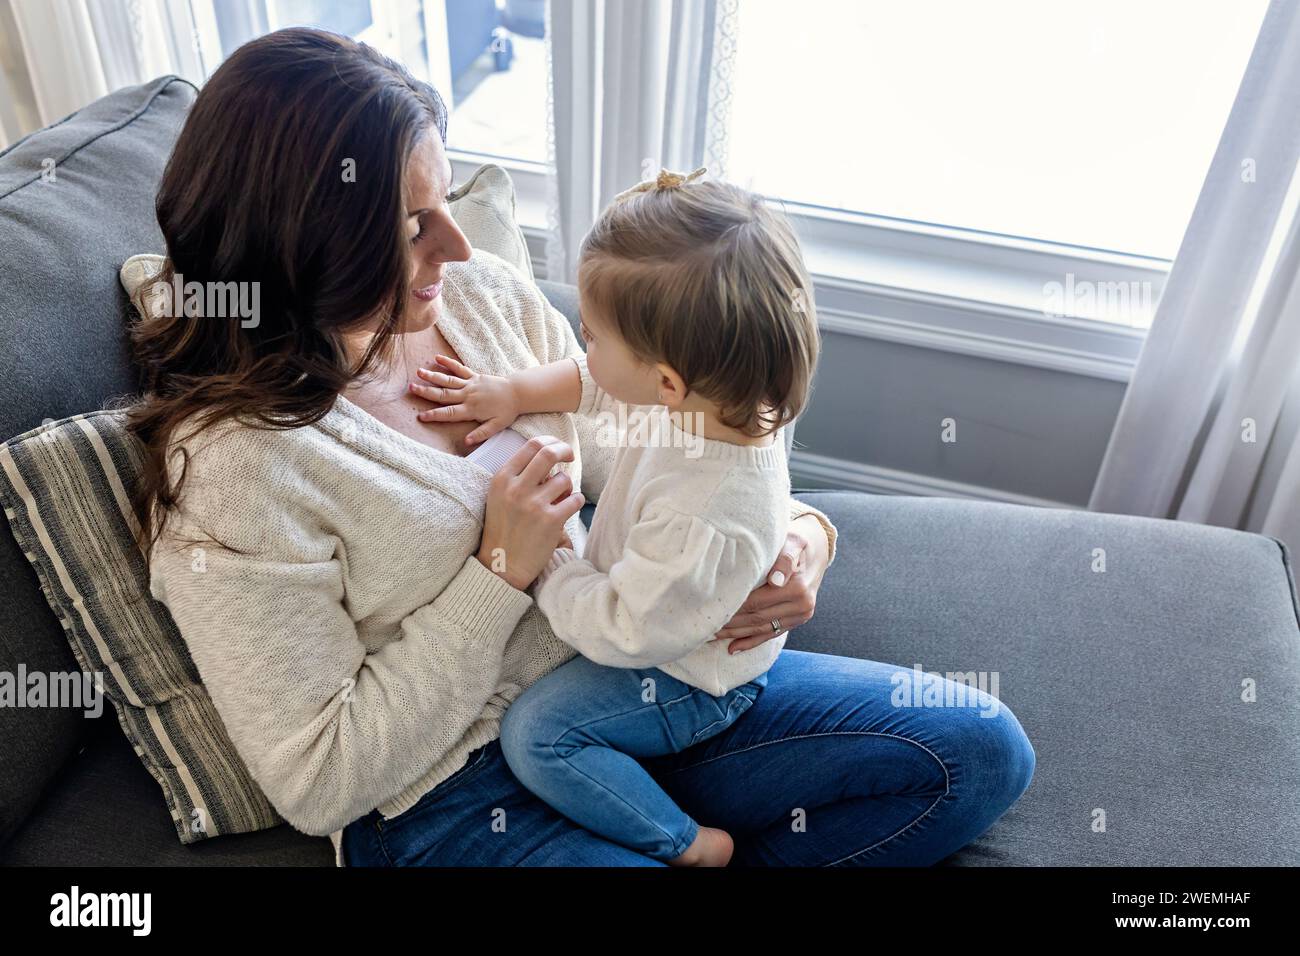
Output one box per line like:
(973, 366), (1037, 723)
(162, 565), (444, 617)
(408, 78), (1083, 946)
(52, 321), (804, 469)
(399, 131), (472, 333)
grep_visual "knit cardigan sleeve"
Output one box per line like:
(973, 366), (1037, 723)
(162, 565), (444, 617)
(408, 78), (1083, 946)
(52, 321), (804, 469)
(570, 350), (622, 418)
(789, 498), (838, 566)
(147, 429), (534, 837)
(497, 259), (618, 503)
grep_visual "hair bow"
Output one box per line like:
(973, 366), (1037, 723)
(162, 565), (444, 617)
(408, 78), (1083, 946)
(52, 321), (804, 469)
(612, 166), (708, 203)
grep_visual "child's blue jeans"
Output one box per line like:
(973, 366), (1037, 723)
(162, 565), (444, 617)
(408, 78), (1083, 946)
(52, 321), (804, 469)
(498, 653), (767, 860)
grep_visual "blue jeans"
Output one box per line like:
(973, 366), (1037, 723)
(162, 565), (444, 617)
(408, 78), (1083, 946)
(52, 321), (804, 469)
(497, 655), (767, 860)
(341, 649), (1035, 866)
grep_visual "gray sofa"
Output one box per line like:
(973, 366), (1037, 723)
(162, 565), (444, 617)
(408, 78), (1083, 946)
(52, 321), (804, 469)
(3, 77), (1299, 866)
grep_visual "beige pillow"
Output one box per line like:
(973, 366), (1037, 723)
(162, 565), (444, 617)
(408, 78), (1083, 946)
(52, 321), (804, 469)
(448, 163), (535, 278)
(120, 163), (533, 303)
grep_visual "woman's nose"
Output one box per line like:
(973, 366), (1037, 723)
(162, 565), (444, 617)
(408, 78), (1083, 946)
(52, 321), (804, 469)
(429, 214), (473, 264)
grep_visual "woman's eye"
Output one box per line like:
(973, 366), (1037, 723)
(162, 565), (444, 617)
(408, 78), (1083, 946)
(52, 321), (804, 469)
(410, 220), (427, 245)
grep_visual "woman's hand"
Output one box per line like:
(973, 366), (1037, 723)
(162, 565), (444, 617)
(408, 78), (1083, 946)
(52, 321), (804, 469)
(476, 435), (585, 591)
(710, 514), (830, 654)
(410, 354), (520, 445)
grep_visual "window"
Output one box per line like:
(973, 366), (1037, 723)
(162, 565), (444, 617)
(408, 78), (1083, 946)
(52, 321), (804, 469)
(196, 0), (548, 164)
(724, 0), (1267, 261)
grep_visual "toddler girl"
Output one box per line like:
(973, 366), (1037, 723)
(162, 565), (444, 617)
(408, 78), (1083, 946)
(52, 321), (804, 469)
(420, 168), (821, 866)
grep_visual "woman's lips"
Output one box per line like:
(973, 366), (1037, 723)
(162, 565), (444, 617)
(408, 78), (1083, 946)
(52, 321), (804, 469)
(413, 280), (442, 301)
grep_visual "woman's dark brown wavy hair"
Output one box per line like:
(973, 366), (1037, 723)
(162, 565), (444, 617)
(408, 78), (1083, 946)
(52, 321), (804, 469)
(127, 27), (447, 553)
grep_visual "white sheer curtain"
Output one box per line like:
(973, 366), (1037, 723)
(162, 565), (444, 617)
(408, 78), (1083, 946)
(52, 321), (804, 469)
(0, 0), (203, 143)
(1089, 0), (1300, 550)
(544, 0), (736, 284)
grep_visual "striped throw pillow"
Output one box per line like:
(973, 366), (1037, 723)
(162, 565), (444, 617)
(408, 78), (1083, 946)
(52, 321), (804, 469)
(0, 410), (282, 844)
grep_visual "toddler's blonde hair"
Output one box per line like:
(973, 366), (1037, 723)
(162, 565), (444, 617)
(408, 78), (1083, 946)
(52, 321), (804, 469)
(578, 178), (818, 439)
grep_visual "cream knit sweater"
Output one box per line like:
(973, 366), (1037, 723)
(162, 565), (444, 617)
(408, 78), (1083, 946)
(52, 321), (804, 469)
(146, 251), (838, 865)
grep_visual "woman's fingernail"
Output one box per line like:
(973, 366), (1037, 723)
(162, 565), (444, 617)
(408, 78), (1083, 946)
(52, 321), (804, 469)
(770, 571), (786, 587)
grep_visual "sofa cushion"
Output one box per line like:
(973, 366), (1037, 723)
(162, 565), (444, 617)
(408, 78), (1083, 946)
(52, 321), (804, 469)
(0, 410), (282, 843)
(0, 714), (332, 866)
(786, 491), (1300, 865)
(0, 75), (198, 848)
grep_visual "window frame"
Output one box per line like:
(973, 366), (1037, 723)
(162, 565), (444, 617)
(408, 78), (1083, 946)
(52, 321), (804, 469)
(451, 149), (1160, 381)
(199, 0), (1169, 382)
(784, 202), (1164, 381)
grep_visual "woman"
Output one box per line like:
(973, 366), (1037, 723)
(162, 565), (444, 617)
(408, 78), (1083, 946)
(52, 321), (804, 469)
(129, 28), (1035, 866)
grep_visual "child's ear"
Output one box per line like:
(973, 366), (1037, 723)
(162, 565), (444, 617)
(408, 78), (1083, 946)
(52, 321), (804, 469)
(654, 363), (689, 405)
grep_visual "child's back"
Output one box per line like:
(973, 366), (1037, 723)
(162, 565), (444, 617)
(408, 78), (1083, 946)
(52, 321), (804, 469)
(535, 370), (792, 695)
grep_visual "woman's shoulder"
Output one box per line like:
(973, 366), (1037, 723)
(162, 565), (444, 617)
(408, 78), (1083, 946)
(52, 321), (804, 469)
(158, 408), (343, 549)
(443, 250), (550, 328)
(168, 407), (326, 475)
(445, 247), (535, 292)
(443, 250), (573, 365)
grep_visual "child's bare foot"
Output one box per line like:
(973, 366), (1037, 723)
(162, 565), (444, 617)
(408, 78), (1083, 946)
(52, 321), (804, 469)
(668, 826), (734, 867)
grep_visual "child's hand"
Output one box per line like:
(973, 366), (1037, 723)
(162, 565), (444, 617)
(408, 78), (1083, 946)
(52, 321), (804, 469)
(411, 355), (521, 446)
